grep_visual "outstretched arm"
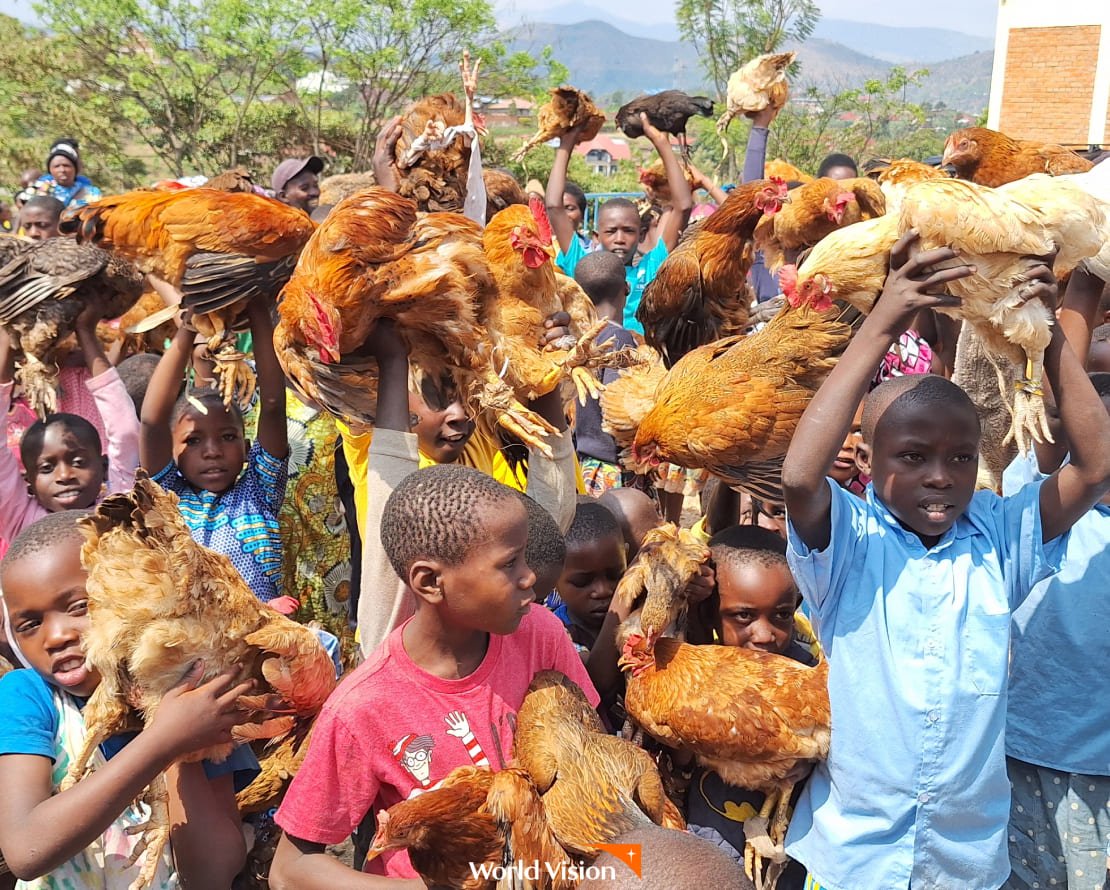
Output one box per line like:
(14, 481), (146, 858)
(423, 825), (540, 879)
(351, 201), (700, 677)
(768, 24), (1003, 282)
(641, 113), (693, 251)
(545, 126), (584, 255)
(247, 297), (288, 458)
(782, 234), (975, 551)
(140, 317), (193, 473)
(271, 834), (426, 889)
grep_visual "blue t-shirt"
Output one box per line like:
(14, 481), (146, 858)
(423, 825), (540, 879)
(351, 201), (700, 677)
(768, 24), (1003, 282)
(555, 239), (669, 335)
(0, 668), (259, 790)
(153, 442), (288, 602)
(1002, 452), (1110, 775)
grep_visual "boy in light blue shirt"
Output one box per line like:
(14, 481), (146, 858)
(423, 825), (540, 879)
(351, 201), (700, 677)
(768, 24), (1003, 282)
(781, 235), (1110, 890)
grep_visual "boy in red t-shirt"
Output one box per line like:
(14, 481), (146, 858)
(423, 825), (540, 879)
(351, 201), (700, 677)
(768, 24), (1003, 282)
(271, 464), (599, 887)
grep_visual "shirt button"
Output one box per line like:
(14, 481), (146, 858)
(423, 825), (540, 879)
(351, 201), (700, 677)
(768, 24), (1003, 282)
(918, 792), (931, 804)
(927, 709), (940, 723)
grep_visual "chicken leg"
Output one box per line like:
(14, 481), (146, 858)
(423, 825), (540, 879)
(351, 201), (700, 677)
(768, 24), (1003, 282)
(123, 777), (171, 890)
(744, 780), (794, 890)
(1009, 353), (1053, 454)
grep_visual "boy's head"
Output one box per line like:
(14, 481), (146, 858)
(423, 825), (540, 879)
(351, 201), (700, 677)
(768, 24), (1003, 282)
(598, 488), (662, 561)
(817, 152), (858, 180)
(858, 374), (980, 546)
(20, 413), (107, 513)
(19, 196), (63, 241)
(557, 501), (626, 631)
(596, 198), (641, 264)
(829, 400), (866, 486)
(521, 495), (567, 602)
(380, 465), (536, 635)
(170, 389), (248, 493)
(409, 368), (474, 464)
(562, 182), (587, 231)
(574, 251), (630, 318)
(0, 510), (99, 696)
(708, 525), (798, 653)
(116, 352), (162, 416)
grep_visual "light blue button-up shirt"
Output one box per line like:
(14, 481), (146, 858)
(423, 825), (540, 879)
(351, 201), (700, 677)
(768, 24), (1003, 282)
(1003, 453), (1110, 775)
(785, 478), (1064, 890)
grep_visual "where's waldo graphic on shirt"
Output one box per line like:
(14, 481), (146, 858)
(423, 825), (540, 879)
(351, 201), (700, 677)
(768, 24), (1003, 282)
(392, 710), (503, 798)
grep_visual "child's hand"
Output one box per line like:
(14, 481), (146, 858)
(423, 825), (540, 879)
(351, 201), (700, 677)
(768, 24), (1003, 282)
(558, 123), (588, 150)
(870, 231), (974, 337)
(74, 301), (104, 333)
(639, 112), (666, 145)
(1017, 253), (1059, 314)
(372, 116), (403, 193)
(541, 311), (573, 348)
(683, 564), (715, 606)
(749, 103), (780, 128)
(147, 661), (254, 761)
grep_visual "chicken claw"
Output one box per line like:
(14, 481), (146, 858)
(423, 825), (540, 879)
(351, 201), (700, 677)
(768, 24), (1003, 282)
(123, 778), (171, 890)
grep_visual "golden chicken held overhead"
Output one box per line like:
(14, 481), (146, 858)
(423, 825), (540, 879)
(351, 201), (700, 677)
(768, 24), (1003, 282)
(616, 538), (829, 890)
(275, 187), (557, 450)
(514, 85), (606, 162)
(65, 477), (336, 890)
(482, 197), (638, 406)
(637, 177), (789, 368)
(0, 236), (143, 415)
(64, 187), (316, 406)
(631, 301), (860, 502)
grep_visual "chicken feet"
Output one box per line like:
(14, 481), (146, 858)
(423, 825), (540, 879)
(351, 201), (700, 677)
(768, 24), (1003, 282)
(538, 318), (641, 405)
(469, 371), (560, 456)
(123, 778), (171, 890)
(744, 781), (794, 890)
(1008, 354), (1053, 454)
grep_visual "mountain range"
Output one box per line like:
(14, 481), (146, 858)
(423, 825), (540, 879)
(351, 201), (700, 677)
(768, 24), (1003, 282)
(500, 15), (994, 112)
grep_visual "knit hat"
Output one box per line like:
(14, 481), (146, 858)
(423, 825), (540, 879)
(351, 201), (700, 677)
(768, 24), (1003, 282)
(271, 156), (323, 194)
(47, 139), (80, 170)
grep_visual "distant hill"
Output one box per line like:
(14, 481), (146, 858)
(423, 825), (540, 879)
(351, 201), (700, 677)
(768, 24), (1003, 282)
(500, 19), (992, 112)
(811, 19), (992, 64)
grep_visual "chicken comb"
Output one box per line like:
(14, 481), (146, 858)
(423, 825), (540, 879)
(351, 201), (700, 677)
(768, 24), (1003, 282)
(770, 175), (789, 194)
(528, 194), (553, 246)
(779, 264), (800, 307)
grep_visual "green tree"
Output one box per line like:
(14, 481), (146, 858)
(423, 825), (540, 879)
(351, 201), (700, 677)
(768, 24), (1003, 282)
(676, 0), (819, 99)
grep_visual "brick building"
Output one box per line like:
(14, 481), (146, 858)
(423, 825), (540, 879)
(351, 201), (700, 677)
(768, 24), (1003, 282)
(986, 1), (1110, 148)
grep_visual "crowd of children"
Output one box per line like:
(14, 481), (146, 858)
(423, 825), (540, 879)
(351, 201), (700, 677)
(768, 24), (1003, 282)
(0, 104), (1108, 890)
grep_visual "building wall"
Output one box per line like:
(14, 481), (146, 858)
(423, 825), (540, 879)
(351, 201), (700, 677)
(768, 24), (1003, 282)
(988, 0), (1110, 146)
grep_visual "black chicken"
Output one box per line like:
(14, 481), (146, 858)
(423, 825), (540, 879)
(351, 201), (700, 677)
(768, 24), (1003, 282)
(616, 91), (715, 155)
(0, 236), (143, 416)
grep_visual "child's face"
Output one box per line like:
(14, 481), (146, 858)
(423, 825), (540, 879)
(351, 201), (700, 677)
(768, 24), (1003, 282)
(172, 406), (248, 493)
(715, 560), (799, 653)
(25, 424), (107, 513)
(557, 533), (626, 630)
(409, 377), (474, 465)
(437, 499), (536, 635)
(562, 193), (584, 230)
(20, 206), (60, 241)
(596, 207), (640, 264)
(1, 541), (100, 697)
(829, 403), (865, 485)
(860, 401), (980, 546)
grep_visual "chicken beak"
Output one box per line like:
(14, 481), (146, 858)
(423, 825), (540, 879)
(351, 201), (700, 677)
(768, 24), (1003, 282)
(323, 345), (341, 364)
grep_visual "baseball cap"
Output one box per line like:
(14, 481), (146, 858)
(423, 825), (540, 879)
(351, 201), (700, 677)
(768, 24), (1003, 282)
(271, 156), (324, 193)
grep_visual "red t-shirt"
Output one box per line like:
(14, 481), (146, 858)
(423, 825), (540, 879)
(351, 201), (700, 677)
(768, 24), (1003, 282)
(274, 606), (600, 877)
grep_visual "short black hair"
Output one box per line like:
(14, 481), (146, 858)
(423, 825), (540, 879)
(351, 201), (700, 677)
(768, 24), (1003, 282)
(21, 195), (64, 221)
(564, 501), (621, 548)
(574, 250), (628, 304)
(521, 494), (566, 575)
(379, 464), (522, 578)
(708, 524), (788, 574)
(597, 197), (639, 222)
(1090, 371), (1110, 398)
(862, 374), (979, 445)
(817, 153), (858, 177)
(1, 509), (88, 577)
(170, 388), (244, 431)
(19, 414), (102, 470)
(563, 181), (587, 216)
(115, 353), (162, 416)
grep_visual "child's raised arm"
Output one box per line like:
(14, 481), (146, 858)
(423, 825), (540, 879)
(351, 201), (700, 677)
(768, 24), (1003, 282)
(247, 296), (288, 459)
(140, 318), (193, 473)
(1026, 263), (1110, 542)
(545, 126), (584, 256)
(639, 113), (693, 251)
(73, 304), (111, 379)
(782, 233), (974, 550)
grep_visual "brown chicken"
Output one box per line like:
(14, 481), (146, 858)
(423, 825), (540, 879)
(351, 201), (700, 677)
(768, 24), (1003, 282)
(865, 157), (951, 213)
(754, 176), (886, 273)
(482, 168), (527, 222)
(616, 91), (714, 154)
(482, 198), (636, 407)
(65, 477), (336, 889)
(941, 126), (1093, 187)
(274, 188), (557, 450)
(636, 178), (789, 368)
(318, 172), (377, 207)
(0, 236), (143, 415)
(204, 167), (257, 193)
(513, 671), (685, 859)
(612, 524), (711, 628)
(235, 735), (306, 816)
(631, 302), (861, 502)
(618, 560), (829, 890)
(64, 187), (315, 406)
(514, 86), (606, 162)
(764, 158), (812, 184)
(599, 345), (668, 450)
(637, 157), (699, 207)
(717, 51), (795, 156)
(392, 92), (474, 213)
